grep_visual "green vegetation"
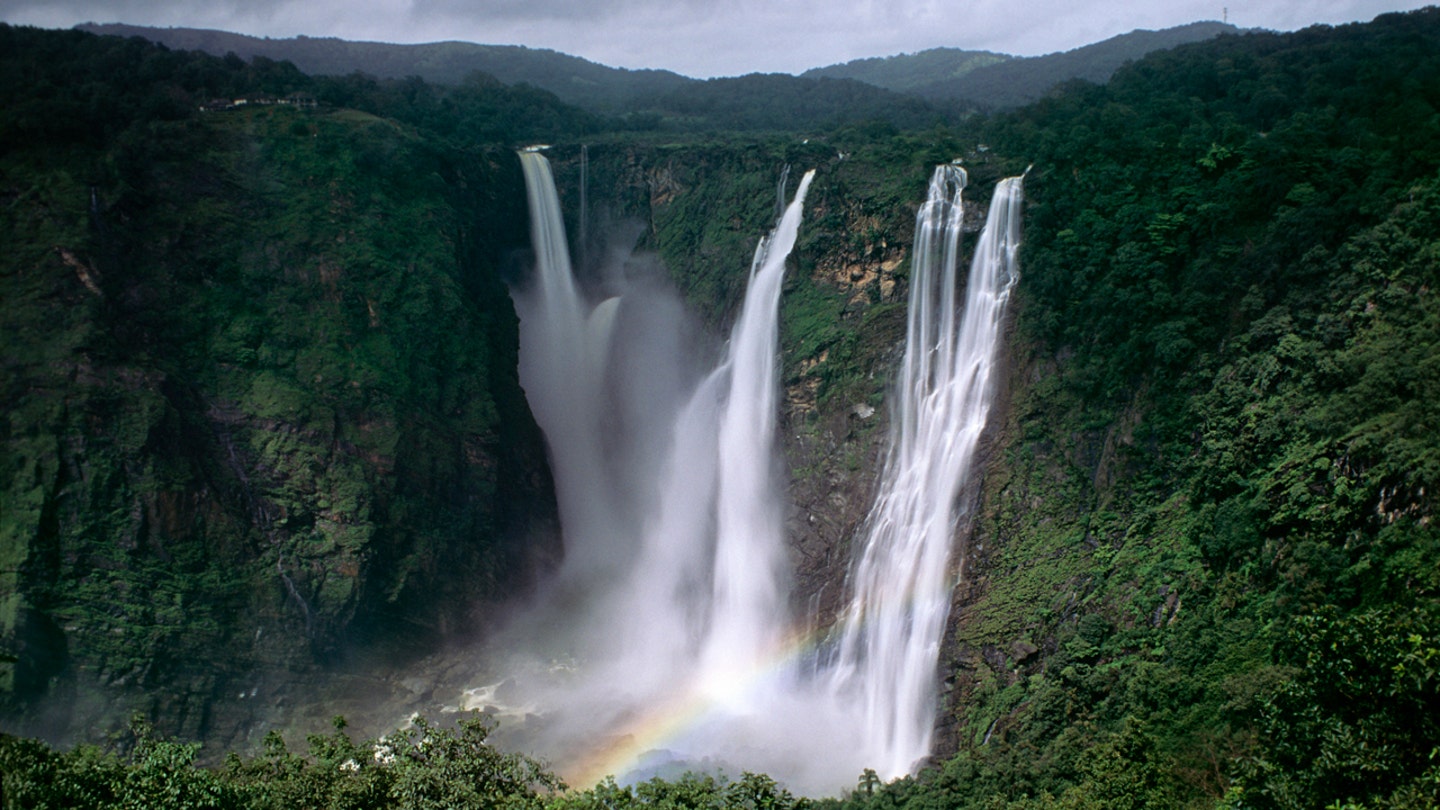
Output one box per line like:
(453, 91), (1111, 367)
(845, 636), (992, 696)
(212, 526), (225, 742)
(637, 74), (956, 133)
(1, 714), (561, 809)
(838, 8), (1440, 809)
(914, 21), (1240, 108)
(78, 22), (696, 114)
(4, 7), (1440, 809)
(70, 23), (961, 135)
(1, 23), (554, 742)
(2, 713), (817, 810)
(801, 48), (1011, 94)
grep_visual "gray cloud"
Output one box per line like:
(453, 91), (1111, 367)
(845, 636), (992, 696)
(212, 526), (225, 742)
(0, 0), (1430, 76)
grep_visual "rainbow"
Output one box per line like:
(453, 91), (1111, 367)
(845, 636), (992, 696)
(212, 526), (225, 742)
(558, 564), (966, 791)
(559, 618), (834, 789)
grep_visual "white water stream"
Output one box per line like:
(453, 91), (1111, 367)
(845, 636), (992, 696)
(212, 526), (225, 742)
(499, 151), (1022, 795)
(827, 165), (1025, 777)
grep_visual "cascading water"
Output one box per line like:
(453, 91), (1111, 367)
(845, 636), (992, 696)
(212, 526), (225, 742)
(512, 151), (626, 591)
(827, 166), (1025, 778)
(502, 148), (1023, 795)
(504, 149), (819, 779)
(696, 168), (813, 691)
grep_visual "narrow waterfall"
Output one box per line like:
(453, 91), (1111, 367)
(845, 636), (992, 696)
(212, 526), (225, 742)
(505, 149), (818, 782)
(698, 168), (814, 691)
(512, 151), (624, 590)
(579, 144), (589, 253)
(830, 167), (1025, 778)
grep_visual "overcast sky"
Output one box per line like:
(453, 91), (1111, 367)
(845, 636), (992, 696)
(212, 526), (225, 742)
(1, 0), (1432, 78)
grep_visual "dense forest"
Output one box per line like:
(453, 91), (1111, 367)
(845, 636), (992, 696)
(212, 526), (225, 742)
(0, 22), (562, 751)
(3, 7), (1440, 809)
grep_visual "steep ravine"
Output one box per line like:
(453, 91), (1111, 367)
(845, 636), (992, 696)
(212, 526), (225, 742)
(540, 142), (1023, 753)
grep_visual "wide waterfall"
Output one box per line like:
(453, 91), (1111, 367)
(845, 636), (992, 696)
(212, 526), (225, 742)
(828, 166), (1025, 778)
(499, 150), (1023, 795)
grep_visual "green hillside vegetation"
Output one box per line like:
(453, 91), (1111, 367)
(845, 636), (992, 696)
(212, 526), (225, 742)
(631, 73), (957, 133)
(70, 23), (957, 135)
(801, 48), (1011, 93)
(883, 8), (1440, 808)
(1, 23), (559, 745)
(1, 26), (604, 149)
(916, 21), (1241, 108)
(3, 6), (1440, 810)
(76, 23), (695, 114)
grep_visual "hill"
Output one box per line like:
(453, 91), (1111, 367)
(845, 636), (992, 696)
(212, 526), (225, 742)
(633, 72), (957, 132)
(0, 23), (559, 744)
(915, 21), (1242, 107)
(801, 47), (1011, 92)
(75, 22), (694, 113)
(72, 23), (955, 133)
(78, 21), (1241, 118)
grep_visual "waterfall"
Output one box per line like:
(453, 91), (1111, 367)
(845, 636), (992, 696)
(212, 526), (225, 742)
(503, 150), (1023, 795)
(579, 144), (589, 254)
(506, 149), (818, 778)
(697, 168), (814, 693)
(829, 166), (1025, 778)
(602, 167), (816, 701)
(775, 163), (791, 221)
(513, 151), (624, 590)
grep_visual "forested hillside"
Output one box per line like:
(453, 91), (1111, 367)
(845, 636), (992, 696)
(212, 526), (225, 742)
(914, 20), (1241, 108)
(3, 7), (1440, 809)
(903, 8), (1440, 808)
(802, 22), (1239, 109)
(800, 47), (1010, 92)
(71, 23), (958, 133)
(76, 23), (694, 114)
(0, 24), (564, 749)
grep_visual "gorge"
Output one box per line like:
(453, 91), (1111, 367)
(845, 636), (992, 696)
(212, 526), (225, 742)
(3, 10), (1440, 808)
(494, 151), (1023, 793)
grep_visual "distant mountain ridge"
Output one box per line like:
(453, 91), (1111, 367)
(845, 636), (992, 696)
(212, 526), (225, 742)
(916, 21), (1244, 107)
(78, 20), (1244, 115)
(75, 22), (693, 113)
(803, 21), (1242, 108)
(800, 48), (1011, 92)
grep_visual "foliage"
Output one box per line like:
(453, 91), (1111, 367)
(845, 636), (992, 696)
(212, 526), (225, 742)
(0, 23), (554, 739)
(77, 22), (696, 114)
(549, 770), (807, 810)
(0, 713), (560, 810)
(0, 23), (603, 151)
(800, 48), (1010, 94)
(867, 7), (1440, 810)
(912, 22), (1240, 109)
(634, 74), (958, 133)
(1239, 606), (1440, 809)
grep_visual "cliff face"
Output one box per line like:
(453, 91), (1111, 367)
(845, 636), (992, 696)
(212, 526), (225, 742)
(0, 105), (557, 747)
(544, 136), (1013, 636)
